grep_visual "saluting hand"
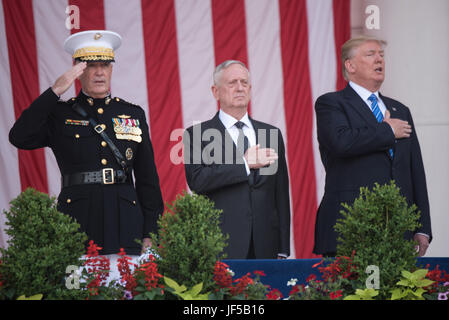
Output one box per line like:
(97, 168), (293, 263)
(383, 110), (412, 139)
(51, 62), (87, 96)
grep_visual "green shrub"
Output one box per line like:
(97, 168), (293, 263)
(150, 191), (228, 292)
(335, 181), (421, 299)
(0, 188), (87, 299)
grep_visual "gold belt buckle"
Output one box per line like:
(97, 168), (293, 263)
(102, 168), (114, 184)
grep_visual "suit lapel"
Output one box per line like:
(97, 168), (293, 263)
(343, 85), (380, 126)
(379, 93), (398, 118)
(343, 85), (394, 162)
(208, 112), (239, 164)
(379, 93), (401, 163)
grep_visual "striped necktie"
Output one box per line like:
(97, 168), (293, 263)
(368, 94), (394, 159)
(235, 121), (257, 184)
(235, 121), (249, 156)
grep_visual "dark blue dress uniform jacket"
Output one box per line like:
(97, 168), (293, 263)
(9, 88), (164, 255)
(313, 85), (432, 255)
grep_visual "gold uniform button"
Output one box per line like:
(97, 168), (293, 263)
(100, 124), (106, 130)
(75, 134), (80, 139)
(101, 141), (107, 147)
(132, 200), (136, 205)
(67, 198), (71, 204)
(97, 108), (104, 114)
(101, 159), (108, 165)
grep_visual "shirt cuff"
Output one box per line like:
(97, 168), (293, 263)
(415, 232), (430, 239)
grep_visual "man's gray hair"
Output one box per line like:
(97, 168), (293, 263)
(213, 60), (250, 86)
(341, 35), (387, 80)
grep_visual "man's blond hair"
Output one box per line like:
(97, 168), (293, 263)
(341, 36), (387, 80)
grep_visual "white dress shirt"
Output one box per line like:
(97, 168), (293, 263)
(349, 81), (387, 117)
(218, 109), (256, 175)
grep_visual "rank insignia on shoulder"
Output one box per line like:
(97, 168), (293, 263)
(65, 119), (89, 126)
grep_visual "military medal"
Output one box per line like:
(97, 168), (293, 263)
(65, 119), (89, 126)
(125, 148), (133, 160)
(112, 118), (142, 143)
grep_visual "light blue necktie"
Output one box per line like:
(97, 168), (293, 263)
(368, 94), (394, 159)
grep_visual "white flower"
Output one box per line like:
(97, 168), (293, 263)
(227, 268), (235, 277)
(287, 278), (298, 286)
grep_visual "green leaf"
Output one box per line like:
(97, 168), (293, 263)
(133, 294), (145, 300)
(396, 279), (411, 287)
(17, 294), (43, 300)
(401, 270), (412, 279)
(412, 288), (426, 299)
(391, 288), (406, 300)
(164, 276), (187, 294)
(412, 269), (429, 279)
(145, 291), (156, 300)
(189, 282), (203, 297)
(415, 279), (434, 288)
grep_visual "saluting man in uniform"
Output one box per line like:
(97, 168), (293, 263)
(9, 30), (164, 259)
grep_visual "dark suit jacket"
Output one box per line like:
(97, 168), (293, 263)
(313, 84), (432, 255)
(9, 88), (164, 255)
(184, 112), (290, 259)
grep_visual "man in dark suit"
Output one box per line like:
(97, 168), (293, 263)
(184, 60), (291, 259)
(313, 36), (432, 257)
(9, 30), (164, 257)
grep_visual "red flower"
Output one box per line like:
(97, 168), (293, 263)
(267, 289), (283, 300)
(426, 264), (449, 293)
(329, 290), (343, 300)
(312, 259), (323, 268)
(139, 255), (163, 290)
(306, 274), (317, 282)
(253, 270), (266, 277)
(83, 241), (110, 297)
(117, 248), (137, 293)
(318, 253), (358, 282)
(231, 273), (254, 296)
(213, 261), (233, 289)
(289, 285), (301, 296)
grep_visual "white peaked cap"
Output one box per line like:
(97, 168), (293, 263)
(64, 30), (122, 62)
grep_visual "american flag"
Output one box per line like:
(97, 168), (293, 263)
(0, 0), (350, 258)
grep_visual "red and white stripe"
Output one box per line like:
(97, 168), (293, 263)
(0, 0), (350, 258)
